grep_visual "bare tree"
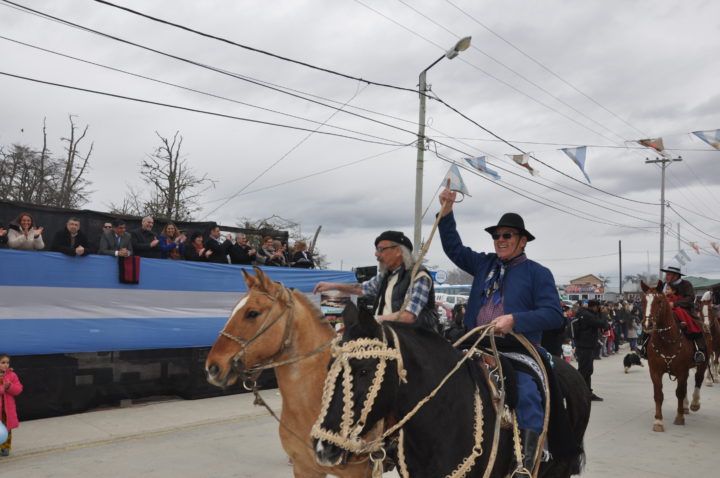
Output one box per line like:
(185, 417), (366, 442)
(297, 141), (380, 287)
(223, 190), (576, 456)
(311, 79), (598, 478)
(0, 116), (92, 207)
(137, 131), (214, 221)
(444, 267), (474, 285)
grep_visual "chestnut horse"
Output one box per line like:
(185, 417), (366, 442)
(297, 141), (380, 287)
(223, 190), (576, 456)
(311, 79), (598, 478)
(205, 267), (371, 478)
(641, 281), (707, 432)
(699, 298), (720, 385)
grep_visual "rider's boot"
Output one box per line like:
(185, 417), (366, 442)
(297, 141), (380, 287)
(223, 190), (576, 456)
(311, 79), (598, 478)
(516, 429), (540, 477)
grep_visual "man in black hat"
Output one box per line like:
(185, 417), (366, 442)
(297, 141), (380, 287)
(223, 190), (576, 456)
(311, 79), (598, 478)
(313, 230), (438, 330)
(437, 184), (564, 477)
(661, 265), (705, 363)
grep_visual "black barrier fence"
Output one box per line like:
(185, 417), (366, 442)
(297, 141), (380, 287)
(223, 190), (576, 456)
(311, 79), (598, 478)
(0, 199), (288, 252)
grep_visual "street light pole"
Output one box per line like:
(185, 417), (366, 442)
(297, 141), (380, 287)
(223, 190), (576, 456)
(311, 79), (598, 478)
(413, 36), (471, 254)
(645, 155), (682, 272)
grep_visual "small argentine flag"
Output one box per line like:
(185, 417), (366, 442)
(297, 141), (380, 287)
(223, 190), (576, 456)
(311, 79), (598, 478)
(464, 156), (501, 180)
(442, 164), (470, 197)
(692, 130), (720, 150)
(561, 146), (591, 183)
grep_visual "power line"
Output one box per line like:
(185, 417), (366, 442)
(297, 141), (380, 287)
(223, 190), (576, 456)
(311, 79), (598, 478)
(201, 83), (371, 219)
(669, 202), (720, 224)
(0, 34), (407, 145)
(90, 0), (421, 95)
(0, 71), (411, 147)
(1, 1), (422, 139)
(667, 204), (720, 241)
(443, 0), (650, 139)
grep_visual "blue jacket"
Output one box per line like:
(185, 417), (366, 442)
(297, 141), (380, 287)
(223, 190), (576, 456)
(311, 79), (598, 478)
(438, 212), (562, 344)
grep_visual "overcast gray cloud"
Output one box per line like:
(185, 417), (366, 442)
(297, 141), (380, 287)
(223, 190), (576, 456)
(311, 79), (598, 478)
(2, 0), (719, 284)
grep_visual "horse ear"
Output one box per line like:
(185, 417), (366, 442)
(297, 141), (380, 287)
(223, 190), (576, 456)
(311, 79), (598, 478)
(253, 266), (275, 293)
(242, 267), (258, 289)
(341, 302), (381, 341)
(640, 280), (648, 293)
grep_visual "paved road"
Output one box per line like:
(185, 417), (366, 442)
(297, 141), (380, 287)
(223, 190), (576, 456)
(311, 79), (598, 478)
(2, 346), (718, 477)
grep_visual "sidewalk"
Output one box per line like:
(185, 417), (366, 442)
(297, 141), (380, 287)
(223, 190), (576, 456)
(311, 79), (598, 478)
(9, 391), (282, 458)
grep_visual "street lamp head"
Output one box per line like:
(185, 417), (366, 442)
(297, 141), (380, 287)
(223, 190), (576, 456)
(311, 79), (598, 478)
(445, 36), (472, 59)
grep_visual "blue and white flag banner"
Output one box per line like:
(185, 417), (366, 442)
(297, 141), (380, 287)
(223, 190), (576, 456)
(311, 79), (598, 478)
(443, 164), (471, 196)
(561, 146), (591, 183)
(507, 153), (538, 176)
(680, 249), (692, 262)
(464, 156), (501, 180)
(674, 253), (687, 266)
(692, 130), (720, 149)
(0, 250), (356, 355)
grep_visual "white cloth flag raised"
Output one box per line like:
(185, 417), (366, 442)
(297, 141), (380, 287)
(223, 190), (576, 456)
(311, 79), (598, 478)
(692, 130), (720, 149)
(442, 164), (470, 196)
(507, 153), (538, 176)
(561, 146), (591, 183)
(464, 156), (501, 180)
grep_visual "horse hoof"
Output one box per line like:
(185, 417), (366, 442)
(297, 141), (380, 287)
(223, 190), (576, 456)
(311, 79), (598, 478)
(673, 418), (685, 425)
(690, 403), (700, 412)
(653, 424), (665, 432)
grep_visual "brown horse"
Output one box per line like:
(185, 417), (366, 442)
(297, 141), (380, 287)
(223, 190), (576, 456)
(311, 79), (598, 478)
(641, 281), (707, 432)
(205, 267), (371, 478)
(699, 299), (720, 385)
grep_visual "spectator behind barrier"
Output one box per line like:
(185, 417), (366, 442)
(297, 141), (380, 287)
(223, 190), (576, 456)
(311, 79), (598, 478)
(185, 232), (209, 261)
(7, 212), (44, 251)
(290, 240), (314, 269)
(98, 219), (133, 257)
(229, 233), (256, 265)
(131, 216), (162, 259)
(51, 217), (90, 256)
(0, 222), (7, 248)
(158, 222), (187, 260)
(203, 225), (231, 264)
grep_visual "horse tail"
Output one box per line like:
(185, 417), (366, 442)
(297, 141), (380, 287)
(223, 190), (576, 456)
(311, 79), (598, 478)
(551, 358), (590, 476)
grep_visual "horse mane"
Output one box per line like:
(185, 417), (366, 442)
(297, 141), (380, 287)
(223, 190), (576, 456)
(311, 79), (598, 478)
(287, 286), (335, 328)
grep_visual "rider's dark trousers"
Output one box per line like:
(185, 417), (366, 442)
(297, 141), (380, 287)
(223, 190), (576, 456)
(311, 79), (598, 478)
(576, 347), (595, 392)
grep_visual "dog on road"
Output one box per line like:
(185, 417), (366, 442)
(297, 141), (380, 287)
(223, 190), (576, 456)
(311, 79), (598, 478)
(623, 351), (644, 373)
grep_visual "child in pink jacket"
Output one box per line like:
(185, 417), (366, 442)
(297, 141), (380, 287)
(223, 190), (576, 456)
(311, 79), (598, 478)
(0, 353), (23, 456)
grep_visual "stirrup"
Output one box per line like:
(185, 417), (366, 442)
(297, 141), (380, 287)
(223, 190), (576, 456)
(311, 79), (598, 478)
(694, 350), (706, 364)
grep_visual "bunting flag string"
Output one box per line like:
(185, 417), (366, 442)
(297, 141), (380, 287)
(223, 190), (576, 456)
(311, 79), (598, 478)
(560, 146), (591, 183)
(680, 249), (692, 262)
(711, 242), (719, 254)
(674, 253), (687, 266)
(674, 249), (692, 266)
(692, 130), (720, 149)
(689, 242), (700, 254)
(464, 156), (501, 180)
(443, 164), (470, 197)
(637, 137), (665, 152)
(507, 153), (538, 176)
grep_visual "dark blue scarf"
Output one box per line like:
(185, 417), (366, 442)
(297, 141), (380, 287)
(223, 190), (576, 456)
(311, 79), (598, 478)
(478, 254), (527, 307)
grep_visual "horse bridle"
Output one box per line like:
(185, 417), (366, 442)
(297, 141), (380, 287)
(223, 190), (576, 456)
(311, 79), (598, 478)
(644, 292), (684, 374)
(219, 284), (296, 378)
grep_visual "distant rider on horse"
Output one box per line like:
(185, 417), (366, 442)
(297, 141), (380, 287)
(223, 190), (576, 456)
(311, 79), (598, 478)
(640, 266), (706, 364)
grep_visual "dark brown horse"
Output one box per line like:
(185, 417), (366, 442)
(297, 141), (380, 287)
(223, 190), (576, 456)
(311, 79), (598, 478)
(699, 298), (720, 385)
(205, 268), (372, 478)
(641, 281), (707, 432)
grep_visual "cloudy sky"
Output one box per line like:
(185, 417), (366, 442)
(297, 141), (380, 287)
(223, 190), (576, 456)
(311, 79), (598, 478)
(2, 0), (719, 285)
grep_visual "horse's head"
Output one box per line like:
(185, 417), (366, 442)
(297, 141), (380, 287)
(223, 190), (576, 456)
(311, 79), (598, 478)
(205, 267), (292, 388)
(640, 279), (669, 331)
(311, 303), (402, 467)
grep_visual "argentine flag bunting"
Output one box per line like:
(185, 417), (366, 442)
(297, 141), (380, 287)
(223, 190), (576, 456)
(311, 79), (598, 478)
(680, 249), (692, 263)
(692, 130), (720, 149)
(464, 156), (501, 180)
(507, 153), (538, 176)
(674, 253), (687, 266)
(561, 146), (591, 183)
(443, 164), (471, 196)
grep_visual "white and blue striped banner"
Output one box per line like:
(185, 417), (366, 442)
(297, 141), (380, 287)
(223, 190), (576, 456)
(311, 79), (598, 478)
(0, 250), (356, 355)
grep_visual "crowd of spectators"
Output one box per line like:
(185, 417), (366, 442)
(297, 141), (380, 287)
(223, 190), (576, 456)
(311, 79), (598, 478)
(0, 212), (315, 269)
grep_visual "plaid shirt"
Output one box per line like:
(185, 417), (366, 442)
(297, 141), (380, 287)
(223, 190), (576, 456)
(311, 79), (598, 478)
(361, 268), (432, 318)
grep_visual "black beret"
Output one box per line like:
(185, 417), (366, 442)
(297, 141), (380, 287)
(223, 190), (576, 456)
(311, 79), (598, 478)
(374, 230), (412, 252)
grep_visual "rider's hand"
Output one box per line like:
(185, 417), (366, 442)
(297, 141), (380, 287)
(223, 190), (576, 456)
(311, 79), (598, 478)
(492, 314), (515, 334)
(438, 179), (456, 217)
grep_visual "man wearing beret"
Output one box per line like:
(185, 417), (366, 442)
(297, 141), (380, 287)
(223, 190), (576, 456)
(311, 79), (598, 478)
(313, 230), (437, 330)
(438, 184), (564, 478)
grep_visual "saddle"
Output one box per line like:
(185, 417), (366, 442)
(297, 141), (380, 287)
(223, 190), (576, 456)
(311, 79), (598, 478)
(469, 336), (578, 462)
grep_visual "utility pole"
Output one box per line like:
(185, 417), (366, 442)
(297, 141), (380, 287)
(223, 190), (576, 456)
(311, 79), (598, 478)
(618, 240), (622, 297)
(645, 155), (682, 272)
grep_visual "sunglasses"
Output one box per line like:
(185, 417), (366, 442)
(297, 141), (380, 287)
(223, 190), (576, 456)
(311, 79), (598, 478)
(375, 244), (399, 253)
(491, 232), (518, 240)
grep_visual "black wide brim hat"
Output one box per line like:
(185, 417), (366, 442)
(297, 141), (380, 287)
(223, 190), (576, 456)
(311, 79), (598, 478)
(484, 212), (535, 242)
(660, 266), (685, 276)
(375, 230), (413, 252)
